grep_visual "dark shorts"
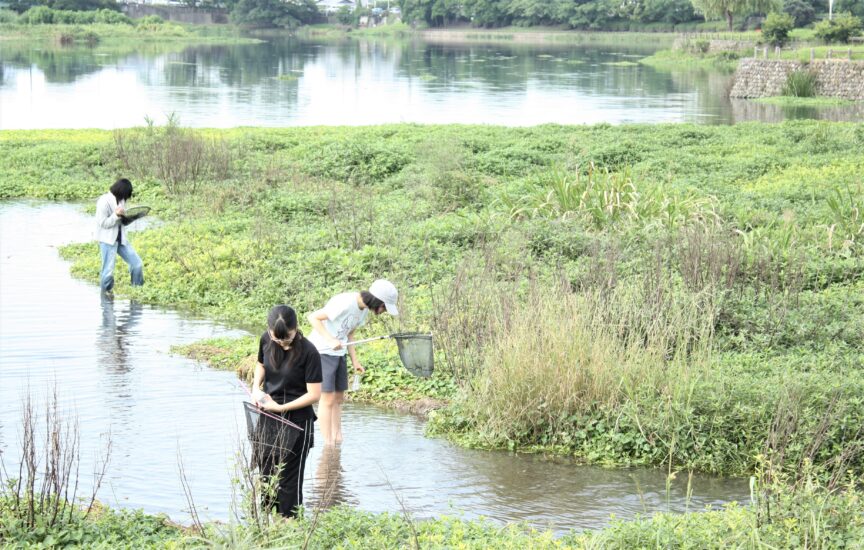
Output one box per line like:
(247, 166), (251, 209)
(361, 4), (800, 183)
(320, 354), (348, 393)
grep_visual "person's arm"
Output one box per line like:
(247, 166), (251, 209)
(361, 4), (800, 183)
(307, 310), (342, 350)
(263, 383), (322, 413)
(97, 196), (123, 229)
(346, 330), (364, 374)
(251, 362), (266, 404)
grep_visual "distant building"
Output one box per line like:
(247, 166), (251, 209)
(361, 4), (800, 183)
(317, 0), (354, 14)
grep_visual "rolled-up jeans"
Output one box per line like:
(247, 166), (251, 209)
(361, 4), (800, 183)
(99, 242), (144, 292)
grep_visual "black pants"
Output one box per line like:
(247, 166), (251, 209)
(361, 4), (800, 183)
(256, 417), (314, 518)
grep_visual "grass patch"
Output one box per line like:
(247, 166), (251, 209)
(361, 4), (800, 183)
(755, 96), (855, 107)
(638, 48), (740, 71)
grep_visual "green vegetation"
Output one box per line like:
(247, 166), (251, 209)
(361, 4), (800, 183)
(781, 67), (817, 97)
(755, 95), (855, 106)
(2, 475), (863, 547)
(638, 46), (740, 70)
(759, 11), (793, 46)
(0, 9), (257, 44)
(3, 121), (864, 548)
(2, 122), (864, 483)
(690, 0), (778, 32)
(813, 12), (863, 44)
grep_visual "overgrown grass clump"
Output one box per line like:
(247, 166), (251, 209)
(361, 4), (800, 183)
(782, 68), (818, 98)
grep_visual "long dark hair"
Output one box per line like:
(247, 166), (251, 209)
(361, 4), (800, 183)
(266, 305), (301, 369)
(110, 178), (134, 202)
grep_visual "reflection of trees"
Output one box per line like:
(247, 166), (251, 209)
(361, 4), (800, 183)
(664, 66), (737, 123)
(393, 40), (698, 97)
(0, 41), (193, 83)
(144, 39), (321, 88)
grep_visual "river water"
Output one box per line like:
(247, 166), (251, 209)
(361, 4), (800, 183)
(0, 201), (750, 534)
(2, 37), (862, 129)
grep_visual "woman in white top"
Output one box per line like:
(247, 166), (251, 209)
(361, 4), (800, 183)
(307, 279), (399, 446)
(95, 178), (144, 292)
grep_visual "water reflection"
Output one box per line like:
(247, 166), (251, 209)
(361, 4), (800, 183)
(311, 445), (356, 509)
(99, 295), (143, 373)
(5, 37), (858, 129)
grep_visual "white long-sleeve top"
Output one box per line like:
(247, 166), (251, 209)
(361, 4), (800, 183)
(94, 192), (128, 245)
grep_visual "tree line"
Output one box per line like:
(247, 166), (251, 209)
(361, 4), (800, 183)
(5, 0), (861, 31)
(398, 0), (862, 30)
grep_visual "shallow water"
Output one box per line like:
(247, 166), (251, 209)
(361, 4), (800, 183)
(2, 38), (860, 129)
(0, 201), (750, 534)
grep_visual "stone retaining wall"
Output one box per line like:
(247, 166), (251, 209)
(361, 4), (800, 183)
(730, 58), (864, 100)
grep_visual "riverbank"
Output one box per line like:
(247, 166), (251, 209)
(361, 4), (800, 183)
(0, 18), (256, 45)
(2, 123), (863, 480)
(3, 475), (862, 547)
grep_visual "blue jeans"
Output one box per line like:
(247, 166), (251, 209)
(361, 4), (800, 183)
(99, 242), (144, 292)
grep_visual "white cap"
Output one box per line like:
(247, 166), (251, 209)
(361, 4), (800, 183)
(369, 279), (399, 316)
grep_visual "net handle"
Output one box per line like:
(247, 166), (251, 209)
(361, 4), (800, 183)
(321, 332), (433, 351)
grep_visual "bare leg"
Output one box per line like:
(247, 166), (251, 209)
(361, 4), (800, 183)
(319, 391), (337, 446)
(332, 391), (345, 444)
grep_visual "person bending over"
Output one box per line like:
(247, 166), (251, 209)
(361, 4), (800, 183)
(307, 279), (399, 446)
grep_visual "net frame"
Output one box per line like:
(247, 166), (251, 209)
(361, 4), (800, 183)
(120, 206), (151, 226)
(243, 402), (302, 468)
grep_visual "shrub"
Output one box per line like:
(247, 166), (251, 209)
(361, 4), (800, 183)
(21, 6), (54, 24)
(113, 116), (236, 195)
(0, 8), (20, 23)
(761, 12), (795, 46)
(814, 13), (863, 43)
(782, 0), (816, 27)
(136, 14), (164, 25)
(782, 69), (818, 97)
(93, 8), (130, 24)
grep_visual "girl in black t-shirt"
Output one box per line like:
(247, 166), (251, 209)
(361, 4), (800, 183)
(251, 305), (322, 518)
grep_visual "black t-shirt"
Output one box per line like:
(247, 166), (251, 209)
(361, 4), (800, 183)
(257, 332), (322, 422)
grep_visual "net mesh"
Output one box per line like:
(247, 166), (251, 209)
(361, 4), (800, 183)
(393, 332), (434, 378)
(120, 206), (151, 226)
(243, 402), (301, 467)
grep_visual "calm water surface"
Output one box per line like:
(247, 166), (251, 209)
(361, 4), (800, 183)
(0, 201), (750, 534)
(3, 37), (861, 129)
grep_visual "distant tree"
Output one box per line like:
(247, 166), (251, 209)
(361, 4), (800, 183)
(633, 0), (698, 23)
(690, 0), (779, 30)
(782, 0), (815, 26)
(814, 12), (862, 42)
(399, 0), (462, 26)
(761, 11), (794, 44)
(6, 0), (118, 13)
(834, 0), (864, 17)
(231, 0), (320, 27)
(462, 0), (510, 27)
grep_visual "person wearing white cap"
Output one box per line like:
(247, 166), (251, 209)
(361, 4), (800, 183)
(307, 279), (399, 445)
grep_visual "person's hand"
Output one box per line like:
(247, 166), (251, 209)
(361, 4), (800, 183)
(353, 362), (365, 375)
(115, 206), (125, 216)
(328, 337), (343, 351)
(251, 388), (266, 405)
(260, 398), (284, 413)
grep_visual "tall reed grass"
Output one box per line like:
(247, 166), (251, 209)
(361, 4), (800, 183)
(452, 276), (717, 445)
(782, 69), (818, 98)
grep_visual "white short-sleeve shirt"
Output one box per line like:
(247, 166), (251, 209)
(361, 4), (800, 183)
(307, 292), (369, 357)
